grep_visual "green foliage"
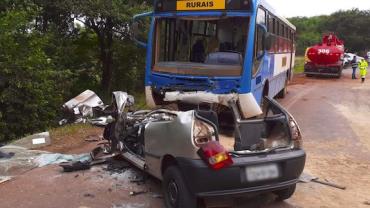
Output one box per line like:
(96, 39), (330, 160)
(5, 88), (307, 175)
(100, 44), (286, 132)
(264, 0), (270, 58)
(0, 7), (62, 141)
(324, 9), (370, 54)
(0, 1), (151, 142)
(289, 16), (328, 55)
(289, 9), (370, 56)
(294, 57), (305, 73)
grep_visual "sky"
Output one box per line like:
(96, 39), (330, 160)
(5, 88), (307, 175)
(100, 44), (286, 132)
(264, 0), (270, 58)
(265, 0), (370, 18)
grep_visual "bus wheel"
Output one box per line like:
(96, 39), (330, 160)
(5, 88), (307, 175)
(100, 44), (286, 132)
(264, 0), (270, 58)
(276, 80), (288, 99)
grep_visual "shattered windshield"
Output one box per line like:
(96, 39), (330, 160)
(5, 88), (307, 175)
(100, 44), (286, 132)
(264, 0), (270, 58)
(155, 17), (249, 67)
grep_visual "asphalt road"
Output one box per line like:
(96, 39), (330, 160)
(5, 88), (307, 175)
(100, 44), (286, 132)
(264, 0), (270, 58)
(1, 67), (370, 208)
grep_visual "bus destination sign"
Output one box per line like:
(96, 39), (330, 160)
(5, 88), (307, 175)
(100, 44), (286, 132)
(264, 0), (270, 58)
(176, 0), (225, 11)
(154, 0), (251, 12)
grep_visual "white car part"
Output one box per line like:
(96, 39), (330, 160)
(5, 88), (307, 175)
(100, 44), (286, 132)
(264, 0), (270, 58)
(164, 91), (262, 119)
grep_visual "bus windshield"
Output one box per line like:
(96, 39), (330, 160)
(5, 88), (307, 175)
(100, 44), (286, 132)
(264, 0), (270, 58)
(153, 17), (249, 76)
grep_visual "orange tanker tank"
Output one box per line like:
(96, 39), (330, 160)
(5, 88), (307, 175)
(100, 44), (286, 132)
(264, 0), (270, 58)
(304, 33), (345, 78)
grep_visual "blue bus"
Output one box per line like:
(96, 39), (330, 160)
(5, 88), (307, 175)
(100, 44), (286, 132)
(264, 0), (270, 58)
(134, 0), (296, 117)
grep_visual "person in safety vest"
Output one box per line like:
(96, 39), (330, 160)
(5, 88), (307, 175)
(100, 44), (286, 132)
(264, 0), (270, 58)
(359, 58), (368, 83)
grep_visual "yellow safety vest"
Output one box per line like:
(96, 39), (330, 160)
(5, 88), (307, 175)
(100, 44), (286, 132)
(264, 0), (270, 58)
(359, 61), (368, 77)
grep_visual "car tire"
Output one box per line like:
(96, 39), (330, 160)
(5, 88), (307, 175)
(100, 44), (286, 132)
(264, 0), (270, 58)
(163, 166), (197, 208)
(274, 184), (296, 201)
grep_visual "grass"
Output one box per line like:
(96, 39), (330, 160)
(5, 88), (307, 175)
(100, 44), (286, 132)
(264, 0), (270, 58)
(132, 92), (149, 110)
(49, 123), (94, 138)
(294, 56), (305, 73)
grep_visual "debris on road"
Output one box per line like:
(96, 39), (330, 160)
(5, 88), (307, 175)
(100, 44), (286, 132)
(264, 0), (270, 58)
(299, 172), (346, 190)
(312, 178), (346, 190)
(129, 190), (148, 196)
(34, 153), (91, 167)
(0, 151), (15, 159)
(0, 145), (48, 176)
(0, 176), (12, 184)
(12, 132), (51, 149)
(60, 161), (91, 172)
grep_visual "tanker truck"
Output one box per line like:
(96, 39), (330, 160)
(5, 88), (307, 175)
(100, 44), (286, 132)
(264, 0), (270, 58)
(304, 33), (345, 78)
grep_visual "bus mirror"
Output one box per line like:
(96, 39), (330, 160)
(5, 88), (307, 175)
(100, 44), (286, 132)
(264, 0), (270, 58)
(132, 12), (153, 48)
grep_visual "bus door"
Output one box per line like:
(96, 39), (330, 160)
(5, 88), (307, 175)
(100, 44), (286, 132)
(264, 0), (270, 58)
(251, 8), (269, 104)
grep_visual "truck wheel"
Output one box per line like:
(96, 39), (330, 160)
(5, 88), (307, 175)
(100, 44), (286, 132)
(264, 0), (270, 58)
(163, 166), (197, 208)
(274, 184), (296, 201)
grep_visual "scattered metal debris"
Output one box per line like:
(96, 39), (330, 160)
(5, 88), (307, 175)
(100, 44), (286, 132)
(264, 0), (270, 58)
(299, 172), (346, 190)
(60, 90), (134, 126)
(0, 176), (12, 184)
(312, 178), (346, 190)
(129, 190), (148, 196)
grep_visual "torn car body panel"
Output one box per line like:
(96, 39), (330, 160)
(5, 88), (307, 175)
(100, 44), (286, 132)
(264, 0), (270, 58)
(61, 90), (305, 204)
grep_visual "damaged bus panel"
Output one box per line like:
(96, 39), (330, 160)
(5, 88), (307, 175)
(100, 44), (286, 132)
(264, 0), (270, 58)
(134, 0), (296, 112)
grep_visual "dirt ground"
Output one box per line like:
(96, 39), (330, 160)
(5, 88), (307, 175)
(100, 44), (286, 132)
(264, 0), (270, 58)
(1, 67), (370, 208)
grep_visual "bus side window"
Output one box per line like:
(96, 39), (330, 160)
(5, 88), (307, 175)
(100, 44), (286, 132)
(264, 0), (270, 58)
(268, 15), (274, 33)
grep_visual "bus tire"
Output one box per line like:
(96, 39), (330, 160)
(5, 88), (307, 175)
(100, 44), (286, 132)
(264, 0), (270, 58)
(276, 80), (288, 99)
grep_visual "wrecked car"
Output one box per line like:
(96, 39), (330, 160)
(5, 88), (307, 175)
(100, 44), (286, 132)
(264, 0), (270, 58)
(96, 91), (306, 208)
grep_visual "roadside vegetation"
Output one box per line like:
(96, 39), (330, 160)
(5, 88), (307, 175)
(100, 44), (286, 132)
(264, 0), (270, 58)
(0, 1), (369, 142)
(294, 57), (305, 74)
(289, 9), (370, 56)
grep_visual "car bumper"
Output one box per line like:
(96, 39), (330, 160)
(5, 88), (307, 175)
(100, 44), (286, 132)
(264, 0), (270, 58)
(176, 149), (306, 197)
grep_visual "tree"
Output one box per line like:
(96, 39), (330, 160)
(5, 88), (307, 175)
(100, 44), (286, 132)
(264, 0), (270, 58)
(0, 3), (64, 141)
(289, 9), (370, 55)
(60, 0), (150, 95)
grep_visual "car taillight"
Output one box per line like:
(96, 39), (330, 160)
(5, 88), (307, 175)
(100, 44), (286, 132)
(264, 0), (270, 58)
(197, 141), (233, 170)
(289, 117), (303, 149)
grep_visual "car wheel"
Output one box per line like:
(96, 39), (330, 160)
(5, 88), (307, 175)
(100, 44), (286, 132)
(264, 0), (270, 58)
(274, 184), (296, 201)
(163, 166), (197, 208)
